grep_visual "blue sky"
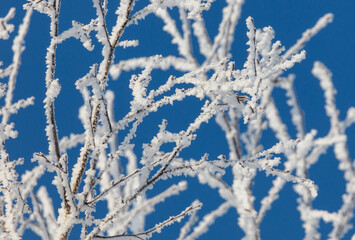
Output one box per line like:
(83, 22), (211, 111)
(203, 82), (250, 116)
(1, 0), (354, 239)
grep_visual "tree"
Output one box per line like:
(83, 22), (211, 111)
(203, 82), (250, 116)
(0, 0), (354, 239)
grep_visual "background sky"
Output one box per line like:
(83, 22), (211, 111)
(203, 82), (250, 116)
(1, 0), (354, 239)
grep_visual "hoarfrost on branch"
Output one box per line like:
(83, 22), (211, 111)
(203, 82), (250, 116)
(0, 1), (354, 239)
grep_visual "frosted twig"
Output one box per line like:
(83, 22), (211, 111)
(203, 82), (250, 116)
(184, 202), (230, 240)
(284, 13), (333, 60)
(0, 8), (15, 40)
(90, 202), (202, 240)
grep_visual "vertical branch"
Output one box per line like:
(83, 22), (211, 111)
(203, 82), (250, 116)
(43, 0), (62, 163)
(231, 163), (260, 240)
(2, 8), (33, 124)
(155, 8), (191, 60)
(179, 7), (196, 62)
(41, 1), (80, 240)
(0, 8), (33, 239)
(312, 62), (355, 238)
(279, 75), (305, 139)
(204, 0), (244, 65)
(192, 16), (212, 59)
(70, 0), (134, 196)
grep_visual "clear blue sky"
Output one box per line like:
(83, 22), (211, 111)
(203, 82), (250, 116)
(1, 1), (354, 239)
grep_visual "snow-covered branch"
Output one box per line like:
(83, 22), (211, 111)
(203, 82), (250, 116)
(0, 1), (353, 239)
